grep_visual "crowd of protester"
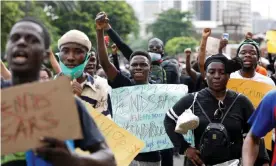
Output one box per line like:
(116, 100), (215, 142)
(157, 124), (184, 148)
(1, 11), (275, 166)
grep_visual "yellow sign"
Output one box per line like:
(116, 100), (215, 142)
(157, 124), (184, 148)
(76, 102), (145, 166)
(266, 30), (276, 54)
(227, 79), (276, 150)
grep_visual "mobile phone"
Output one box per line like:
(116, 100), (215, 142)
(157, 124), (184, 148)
(222, 33), (229, 40)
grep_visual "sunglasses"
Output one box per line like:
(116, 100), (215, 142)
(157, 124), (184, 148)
(214, 100), (225, 120)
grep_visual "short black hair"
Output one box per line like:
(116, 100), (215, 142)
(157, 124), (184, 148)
(129, 51), (152, 64)
(16, 17), (51, 49)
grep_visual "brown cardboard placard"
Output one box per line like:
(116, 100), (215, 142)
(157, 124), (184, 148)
(1, 76), (83, 155)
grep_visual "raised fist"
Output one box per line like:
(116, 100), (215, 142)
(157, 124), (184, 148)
(202, 28), (211, 38)
(95, 12), (109, 30)
(245, 32), (253, 40)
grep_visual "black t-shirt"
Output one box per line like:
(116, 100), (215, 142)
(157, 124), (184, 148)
(109, 72), (161, 162)
(195, 72), (208, 91)
(1, 81), (105, 166)
(165, 88), (254, 165)
(180, 75), (196, 93)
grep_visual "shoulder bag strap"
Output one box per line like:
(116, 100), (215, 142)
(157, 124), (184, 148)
(221, 93), (241, 123)
(196, 98), (212, 123)
(188, 92), (198, 110)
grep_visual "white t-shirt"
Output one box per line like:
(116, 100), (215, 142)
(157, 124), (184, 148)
(231, 70), (275, 141)
(230, 71), (275, 86)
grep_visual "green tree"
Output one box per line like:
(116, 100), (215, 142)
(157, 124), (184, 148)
(147, 9), (195, 44)
(165, 36), (198, 56)
(1, 1), (24, 52)
(52, 1), (139, 49)
(1, 1), (138, 53)
(1, 1), (60, 52)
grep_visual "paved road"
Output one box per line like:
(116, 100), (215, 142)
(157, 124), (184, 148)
(173, 155), (185, 166)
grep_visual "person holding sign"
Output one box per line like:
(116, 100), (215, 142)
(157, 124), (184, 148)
(230, 39), (275, 86)
(165, 54), (268, 166)
(96, 12), (161, 166)
(1, 17), (116, 166)
(243, 90), (276, 166)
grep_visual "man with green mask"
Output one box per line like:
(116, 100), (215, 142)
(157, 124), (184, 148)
(57, 30), (112, 118)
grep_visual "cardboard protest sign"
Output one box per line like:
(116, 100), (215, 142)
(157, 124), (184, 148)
(266, 30), (276, 54)
(227, 79), (276, 150)
(206, 37), (221, 56)
(76, 102), (145, 166)
(111, 84), (191, 152)
(1, 77), (83, 155)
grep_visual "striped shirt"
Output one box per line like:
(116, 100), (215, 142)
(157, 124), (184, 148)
(80, 73), (112, 119)
(55, 73), (112, 119)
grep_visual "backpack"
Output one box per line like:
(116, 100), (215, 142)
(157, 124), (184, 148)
(196, 93), (241, 163)
(161, 60), (180, 84)
(150, 64), (167, 84)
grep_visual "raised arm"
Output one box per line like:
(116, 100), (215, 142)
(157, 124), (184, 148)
(198, 28), (211, 79)
(98, 12), (133, 60)
(185, 48), (197, 83)
(1, 60), (11, 80)
(49, 50), (61, 74)
(95, 12), (119, 81)
(105, 25), (133, 61)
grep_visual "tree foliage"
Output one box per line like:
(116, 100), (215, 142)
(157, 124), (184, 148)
(1, 1), (138, 53)
(165, 36), (198, 56)
(147, 9), (195, 44)
(1, 1), (24, 52)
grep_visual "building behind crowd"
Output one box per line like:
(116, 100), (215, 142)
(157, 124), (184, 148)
(252, 12), (276, 33)
(188, 0), (252, 41)
(126, 0), (184, 37)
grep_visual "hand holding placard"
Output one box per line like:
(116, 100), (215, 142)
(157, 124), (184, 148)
(1, 77), (83, 155)
(76, 102), (145, 166)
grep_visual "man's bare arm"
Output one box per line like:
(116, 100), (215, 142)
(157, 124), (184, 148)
(242, 130), (261, 166)
(198, 28), (211, 79)
(77, 142), (116, 166)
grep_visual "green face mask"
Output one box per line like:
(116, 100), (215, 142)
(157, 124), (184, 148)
(58, 52), (91, 80)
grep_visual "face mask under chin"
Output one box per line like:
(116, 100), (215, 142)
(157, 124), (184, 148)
(58, 53), (91, 80)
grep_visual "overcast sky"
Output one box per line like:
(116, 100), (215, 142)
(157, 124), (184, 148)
(251, 0), (276, 19)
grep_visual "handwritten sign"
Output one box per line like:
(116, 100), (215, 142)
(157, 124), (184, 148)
(227, 79), (276, 150)
(266, 30), (276, 54)
(111, 84), (191, 152)
(1, 77), (83, 155)
(206, 37), (221, 56)
(76, 102), (145, 166)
